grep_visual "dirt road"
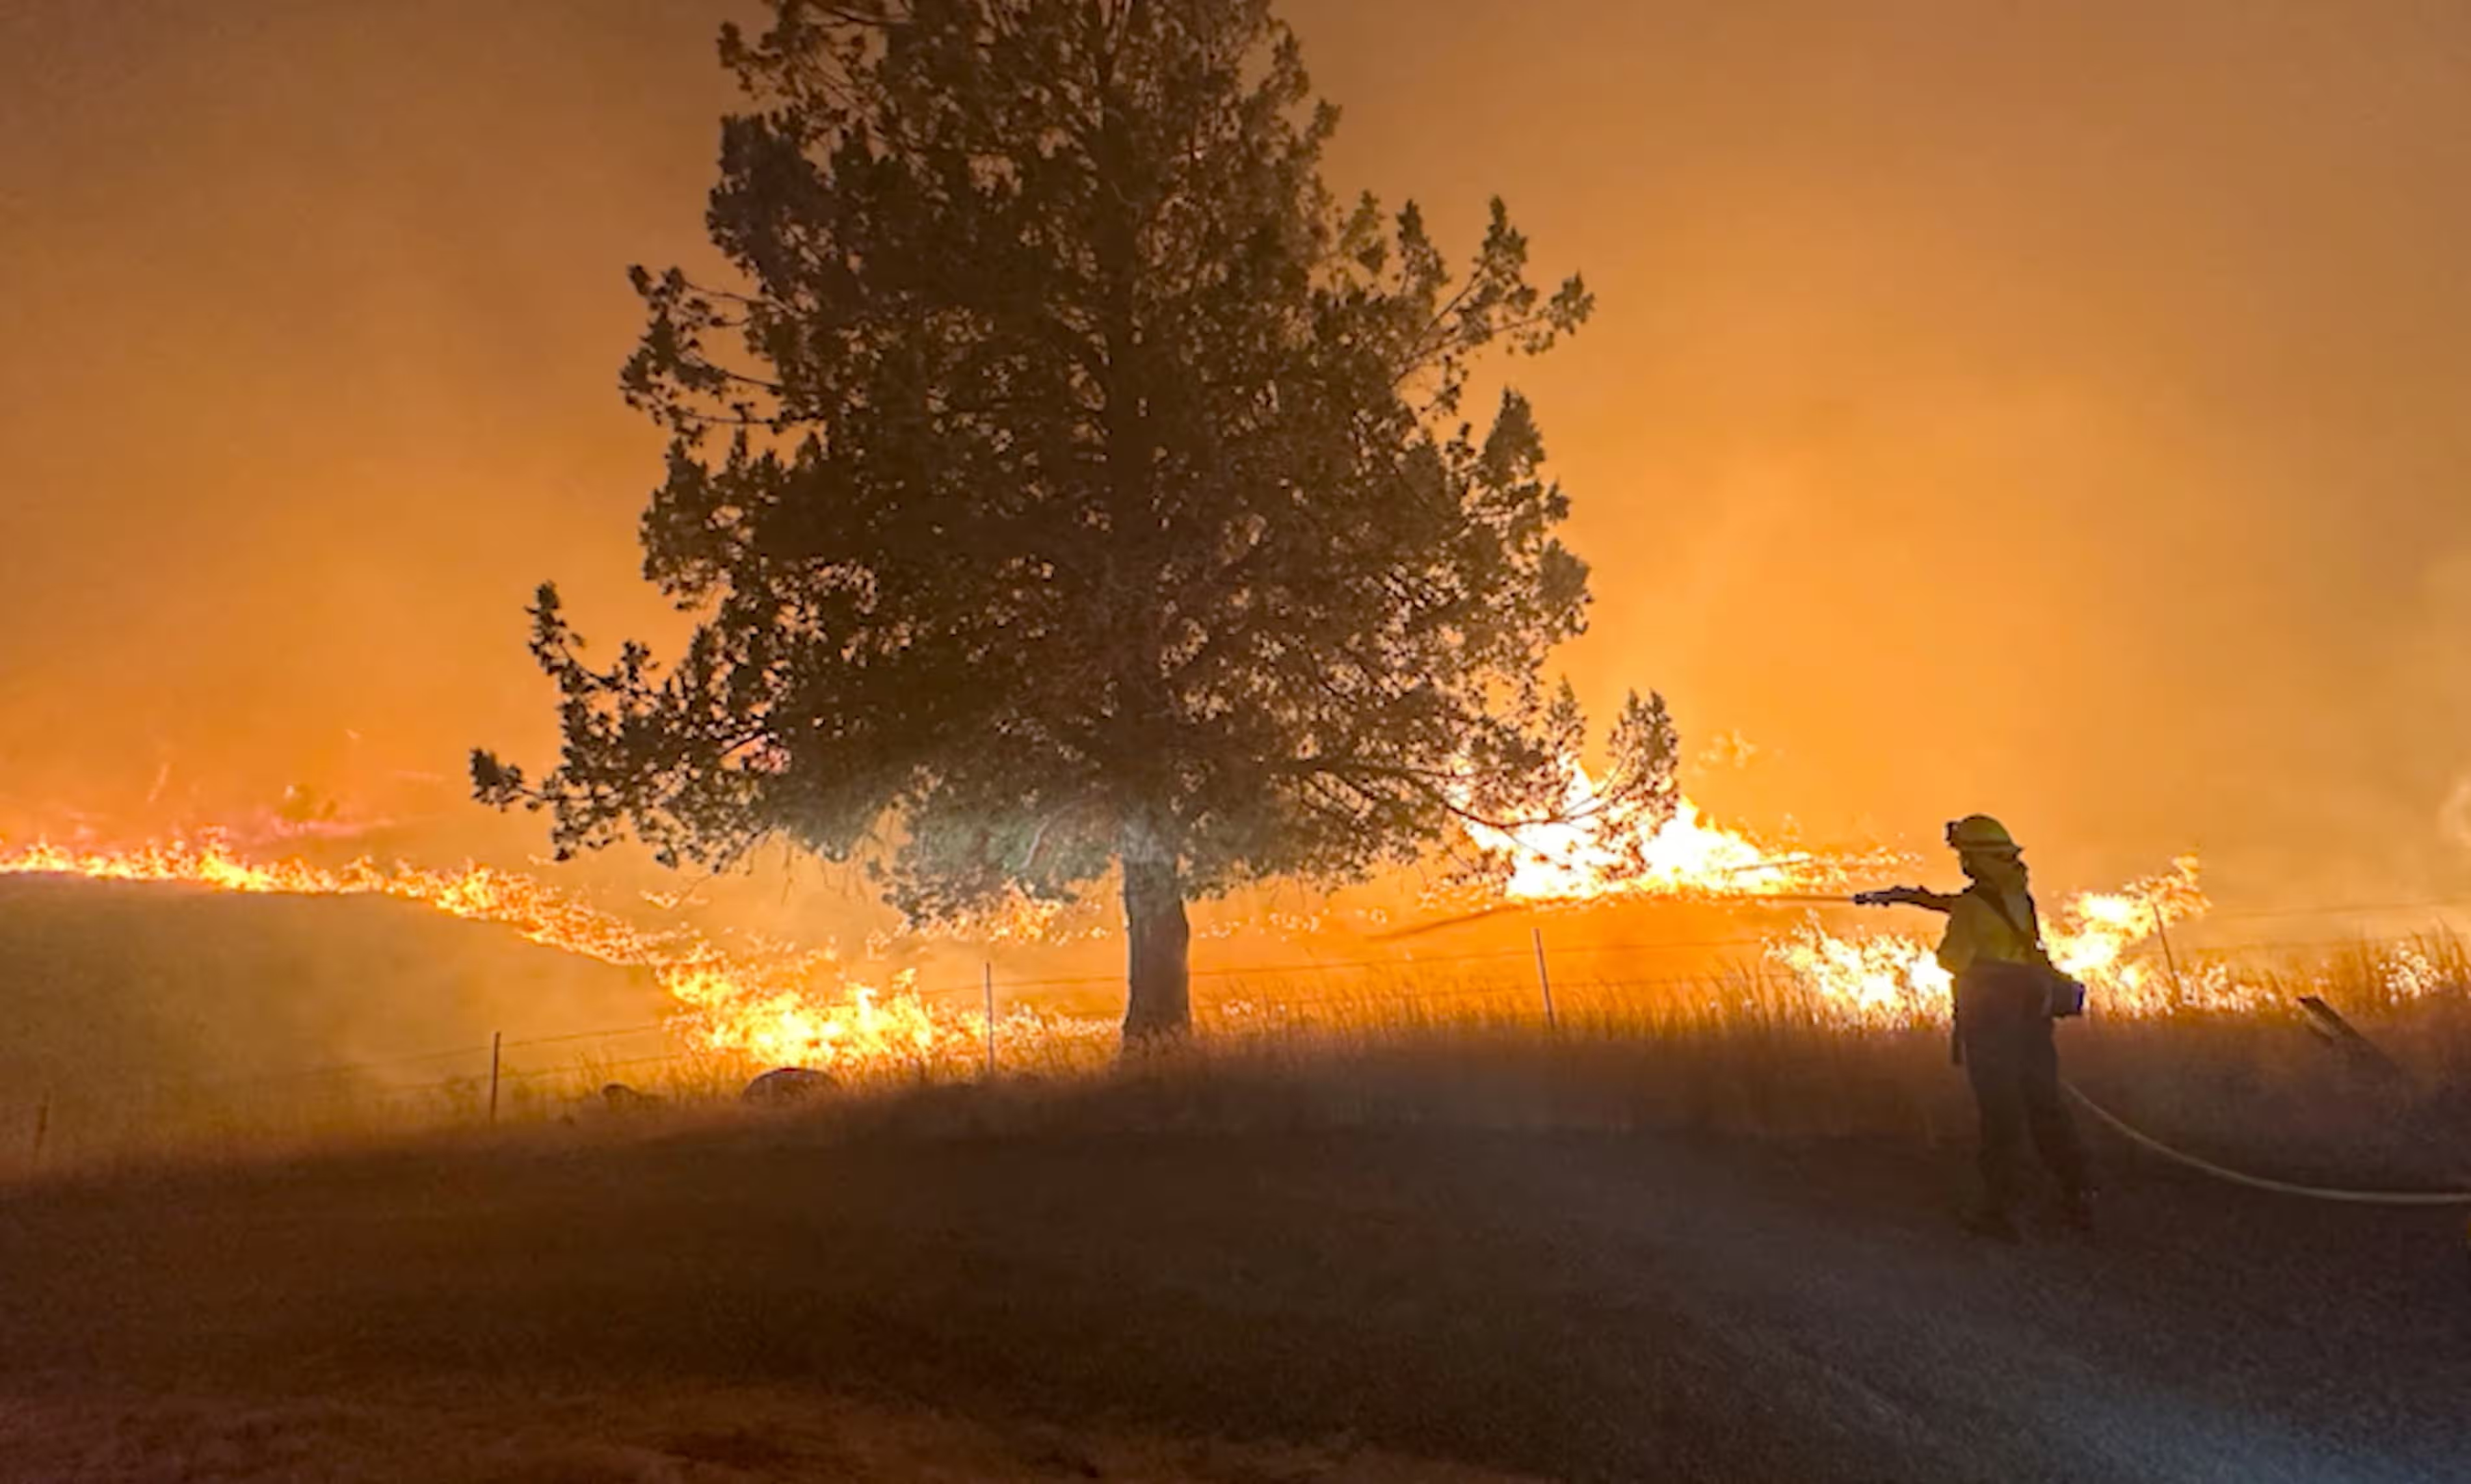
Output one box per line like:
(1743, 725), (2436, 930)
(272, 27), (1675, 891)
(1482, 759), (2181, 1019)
(2, 1120), (2465, 1481)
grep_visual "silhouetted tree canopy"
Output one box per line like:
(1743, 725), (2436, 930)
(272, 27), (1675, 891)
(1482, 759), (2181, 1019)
(474, 0), (1674, 1037)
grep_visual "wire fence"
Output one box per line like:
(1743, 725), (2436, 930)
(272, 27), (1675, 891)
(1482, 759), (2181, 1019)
(7, 903), (2468, 1173)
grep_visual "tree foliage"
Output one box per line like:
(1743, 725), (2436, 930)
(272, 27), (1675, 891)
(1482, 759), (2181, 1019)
(473, 0), (1674, 1034)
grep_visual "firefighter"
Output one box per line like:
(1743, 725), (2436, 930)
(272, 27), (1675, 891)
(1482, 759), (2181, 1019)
(1856, 815), (2093, 1240)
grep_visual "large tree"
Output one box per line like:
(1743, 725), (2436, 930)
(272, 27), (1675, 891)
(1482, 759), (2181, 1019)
(475, 0), (1672, 1039)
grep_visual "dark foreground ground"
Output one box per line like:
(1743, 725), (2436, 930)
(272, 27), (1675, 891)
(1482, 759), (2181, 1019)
(2, 1112), (2467, 1483)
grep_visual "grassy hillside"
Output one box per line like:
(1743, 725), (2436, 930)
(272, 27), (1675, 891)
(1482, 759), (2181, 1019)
(0, 877), (666, 1163)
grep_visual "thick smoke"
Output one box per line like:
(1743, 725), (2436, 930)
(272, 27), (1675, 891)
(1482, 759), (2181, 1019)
(5, 0), (2470, 922)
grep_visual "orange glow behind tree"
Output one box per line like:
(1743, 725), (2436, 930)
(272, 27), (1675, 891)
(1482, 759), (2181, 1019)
(469, 0), (1682, 1042)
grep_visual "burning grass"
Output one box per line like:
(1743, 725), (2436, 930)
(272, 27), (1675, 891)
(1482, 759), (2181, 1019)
(6, 806), (2465, 1189)
(0, 806), (2411, 1068)
(10, 936), (2466, 1200)
(7, 916), (2468, 1481)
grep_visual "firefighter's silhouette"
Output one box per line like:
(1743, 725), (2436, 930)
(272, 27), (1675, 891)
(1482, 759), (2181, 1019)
(1858, 816), (2093, 1240)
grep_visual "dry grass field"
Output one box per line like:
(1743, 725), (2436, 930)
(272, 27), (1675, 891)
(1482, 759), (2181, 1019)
(6, 974), (2471, 1481)
(16, 934), (2471, 1191)
(6, 878), (2470, 1480)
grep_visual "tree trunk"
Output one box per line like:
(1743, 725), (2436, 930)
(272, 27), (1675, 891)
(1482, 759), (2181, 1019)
(1121, 851), (1191, 1041)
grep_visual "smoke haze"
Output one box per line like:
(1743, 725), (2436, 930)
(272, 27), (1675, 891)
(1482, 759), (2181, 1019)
(7, 0), (2471, 907)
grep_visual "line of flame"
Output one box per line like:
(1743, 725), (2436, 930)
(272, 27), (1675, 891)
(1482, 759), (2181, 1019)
(0, 834), (936, 1072)
(3, 824), (2453, 1071)
(1764, 858), (2219, 1023)
(1463, 772), (1910, 903)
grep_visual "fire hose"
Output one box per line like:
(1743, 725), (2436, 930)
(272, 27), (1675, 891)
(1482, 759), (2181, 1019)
(2063, 1083), (2471, 1207)
(1371, 895), (2471, 1205)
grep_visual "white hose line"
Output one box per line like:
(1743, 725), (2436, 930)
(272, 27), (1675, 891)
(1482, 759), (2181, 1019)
(2063, 1083), (2471, 1207)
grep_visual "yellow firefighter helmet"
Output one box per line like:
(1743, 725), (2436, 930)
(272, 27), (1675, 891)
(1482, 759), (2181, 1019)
(1945, 814), (2021, 855)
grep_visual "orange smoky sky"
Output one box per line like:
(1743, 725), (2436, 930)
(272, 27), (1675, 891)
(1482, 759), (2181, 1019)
(6, 1), (2471, 904)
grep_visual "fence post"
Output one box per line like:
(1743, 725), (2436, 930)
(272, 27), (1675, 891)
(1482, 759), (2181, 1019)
(1533, 927), (1557, 1031)
(2151, 902), (2187, 1003)
(488, 1031), (502, 1125)
(983, 963), (997, 1080)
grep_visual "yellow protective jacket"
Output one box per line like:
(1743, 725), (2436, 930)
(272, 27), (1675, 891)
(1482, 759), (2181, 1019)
(1938, 865), (2044, 1063)
(1935, 883), (2041, 976)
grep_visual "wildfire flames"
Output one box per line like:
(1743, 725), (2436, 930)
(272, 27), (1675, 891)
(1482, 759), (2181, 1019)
(0, 836), (690, 963)
(0, 834), (954, 1072)
(0, 789), (2438, 1086)
(1467, 765), (1907, 901)
(1466, 771), (2240, 1022)
(1765, 857), (2215, 1021)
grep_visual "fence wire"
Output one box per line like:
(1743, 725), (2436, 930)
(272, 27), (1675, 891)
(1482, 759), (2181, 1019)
(8, 915), (2467, 1159)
